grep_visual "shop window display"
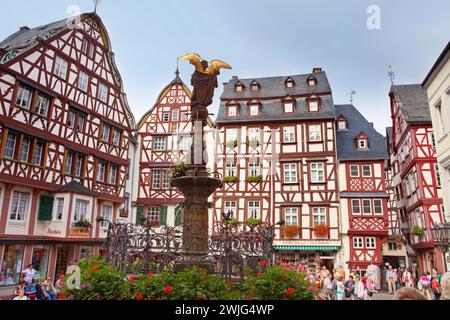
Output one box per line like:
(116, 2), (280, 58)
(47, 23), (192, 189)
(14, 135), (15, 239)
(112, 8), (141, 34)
(0, 244), (25, 287)
(31, 246), (50, 280)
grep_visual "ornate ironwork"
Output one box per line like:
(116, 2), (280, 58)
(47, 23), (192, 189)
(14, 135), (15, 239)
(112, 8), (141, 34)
(98, 215), (275, 280)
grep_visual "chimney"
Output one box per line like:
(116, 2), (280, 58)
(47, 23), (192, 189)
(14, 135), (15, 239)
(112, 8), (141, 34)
(313, 67), (322, 73)
(223, 82), (229, 91)
(232, 75), (238, 80)
(19, 26), (30, 32)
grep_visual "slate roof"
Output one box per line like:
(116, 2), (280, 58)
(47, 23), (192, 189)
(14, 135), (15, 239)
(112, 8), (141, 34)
(217, 71), (335, 124)
(335, 104), (388, 161)
(389, 84), (431, 124)
(55, 181), (99, 197)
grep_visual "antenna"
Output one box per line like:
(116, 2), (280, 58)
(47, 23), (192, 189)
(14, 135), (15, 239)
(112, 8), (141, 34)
(348, 89), (356, 104)
(388, 65), (396, 85)
(93, 0), (101, 13)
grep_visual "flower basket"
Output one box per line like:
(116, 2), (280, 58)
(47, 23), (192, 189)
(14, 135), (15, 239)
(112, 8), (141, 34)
(224, 176), (238, 183)
(247, 176), (262, 183)
(283, 226), (300, 239)
(412, 225), (425, 236)
(247, 217), (261, 226)
(313, 224), (329, 237)
(227, 140), (238, 148)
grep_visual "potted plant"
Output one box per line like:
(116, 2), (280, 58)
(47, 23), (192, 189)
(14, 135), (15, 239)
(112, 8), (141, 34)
(248, 139), (259, 148)
(283, 225), (300, 239)
(247, 176), (262, 183)
(227, 140), (238, 148)
(74, 219), (92, 230)
(313, 224), (329, 237)
(247, 217), (261, 226)
(224, 176), (238, 183)
(412, 225), (425, 242)
(171, 162), (187, 179)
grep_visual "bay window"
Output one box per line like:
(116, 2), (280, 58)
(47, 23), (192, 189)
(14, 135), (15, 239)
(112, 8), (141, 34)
(73, 199), (89, 223)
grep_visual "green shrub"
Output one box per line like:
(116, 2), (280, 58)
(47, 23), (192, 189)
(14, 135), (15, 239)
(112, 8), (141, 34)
(412, 225), (425, 236)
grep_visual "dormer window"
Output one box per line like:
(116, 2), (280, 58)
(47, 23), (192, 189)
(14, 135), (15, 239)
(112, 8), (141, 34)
(308, 100), (319, 112)
(282, 97), (295, 113)
(307, 75), (317, 86)
(285, 78), (296, 88)
(228, 106), (237, 117)
(337, 115), (348, 131)
(250, 81), (260, 91)
(235, 81), (245, 92)
(249, 104), (259, 116)
(357, 132), (369, 150)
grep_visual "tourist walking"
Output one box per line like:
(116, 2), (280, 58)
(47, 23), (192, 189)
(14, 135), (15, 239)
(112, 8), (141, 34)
(431, 276), (441, 300)
(419, 272), (432, 300)
(387, 266), (397, 294)
(335, 276), (345, 300)
(402, 268), (414, 288)
(323, 274), (334, 300)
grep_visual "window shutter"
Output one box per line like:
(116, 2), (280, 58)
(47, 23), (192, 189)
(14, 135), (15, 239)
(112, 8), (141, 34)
(38, 195), (54, 221)
(136, 205), (144, 225)
(160, 206), (168, 226)
(174, 205), (183, 226)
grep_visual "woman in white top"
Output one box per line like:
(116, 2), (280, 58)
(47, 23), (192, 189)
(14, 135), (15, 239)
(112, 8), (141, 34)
(354, 275), (365, 300)
(335, 276), (345, 300)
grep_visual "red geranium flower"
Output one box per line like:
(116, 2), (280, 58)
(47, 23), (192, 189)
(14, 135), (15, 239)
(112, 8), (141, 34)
(130, 275), (136, 282)
(93, 264), (100, 271)
(135, 293), (144, 300)
(284, 288), (295, 298)
(147, 272), (153, 278)
(164, 285), (173, 295)
(258, 260), (268, 267)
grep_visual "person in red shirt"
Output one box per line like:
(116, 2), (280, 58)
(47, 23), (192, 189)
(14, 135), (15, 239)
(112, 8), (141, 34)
(432, 276), (441, 300)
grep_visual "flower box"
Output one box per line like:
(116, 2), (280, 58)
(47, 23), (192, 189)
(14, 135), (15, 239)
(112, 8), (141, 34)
(224, 176), (238, 183)
(312, 224), (329, 237)
(73, 219), (92, 230)
(227, 140), (238, 148)
(247, 217), (261, 226)
(247, 176), (262, 183)
(283, 226), (300, 239)
(247, 139), (259, 148)
(224, 218), (238, 225)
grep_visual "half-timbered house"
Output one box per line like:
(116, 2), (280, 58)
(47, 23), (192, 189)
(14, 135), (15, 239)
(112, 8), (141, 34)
(214, 69), (341, 270)
(0, 13), (135, 291)
(389, 84), (445, 274)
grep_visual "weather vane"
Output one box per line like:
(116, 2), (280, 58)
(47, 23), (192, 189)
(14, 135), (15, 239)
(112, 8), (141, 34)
(93, 0), (101, 13)
(348, 89), (356, 104)
(388, 65), (396, 85)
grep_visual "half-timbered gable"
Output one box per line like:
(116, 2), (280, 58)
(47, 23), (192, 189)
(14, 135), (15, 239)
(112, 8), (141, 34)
(0, 13), (135, 287)
(335, 105), (389, 274)
(215, 69), (342, 269)
(389, 84), (444, 273)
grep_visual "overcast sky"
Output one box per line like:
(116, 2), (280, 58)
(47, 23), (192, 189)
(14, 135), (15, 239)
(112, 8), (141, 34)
(0, 0), (449, 133)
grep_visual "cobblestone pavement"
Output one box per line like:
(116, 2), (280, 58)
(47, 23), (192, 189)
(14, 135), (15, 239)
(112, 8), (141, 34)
(372, 292), (394, 300)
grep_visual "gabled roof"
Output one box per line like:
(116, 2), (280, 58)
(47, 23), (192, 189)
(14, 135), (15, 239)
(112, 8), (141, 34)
(55, 181), (99, 197)
(389, 84), (431, 124)
(335, 105), (388, 161)
(423, 41), (450, 88)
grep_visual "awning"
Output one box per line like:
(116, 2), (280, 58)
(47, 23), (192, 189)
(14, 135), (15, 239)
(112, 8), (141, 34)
(275, 245), (340, 251)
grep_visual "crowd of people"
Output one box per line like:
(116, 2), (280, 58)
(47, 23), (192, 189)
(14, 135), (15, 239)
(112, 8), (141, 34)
(12, 264), (65, 301)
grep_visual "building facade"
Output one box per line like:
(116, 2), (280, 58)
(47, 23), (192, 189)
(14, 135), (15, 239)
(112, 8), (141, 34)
(0, 13), (135, 291)
(214, 70), (342, 270)
(422, 41), (450, 272)
(389, 84), (445, 274)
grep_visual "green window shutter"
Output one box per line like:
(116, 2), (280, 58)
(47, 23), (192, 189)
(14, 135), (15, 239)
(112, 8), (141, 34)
(136, 205), (144, 225)
(159, 206), (168, 226)
(174, 205), (183, 226)
(38, 195), (54, 221)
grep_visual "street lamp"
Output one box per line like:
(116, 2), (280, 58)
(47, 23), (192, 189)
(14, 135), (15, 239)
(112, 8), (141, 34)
(432, 223), (450, 272)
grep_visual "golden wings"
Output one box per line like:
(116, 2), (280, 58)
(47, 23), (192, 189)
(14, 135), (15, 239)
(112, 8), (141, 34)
(179, 53), (232, 75)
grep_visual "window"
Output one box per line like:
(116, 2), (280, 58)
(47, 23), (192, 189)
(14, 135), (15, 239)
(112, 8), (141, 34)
(435, 165), (442, 188)
(286, 79), (295, 88)
(112, 128), (121, 146)
(108, 164), (117, 185)
(435, 103), (447, 137)
(353, 237), (364, 249)
(284, 102), (294, 113)
(9, 191), (29, 222)
(19, 137), (30, 162)
(352, 199), (361, 214)
(55, 198), (64, 221)
(68, 108), (87, 133)
(65, 152), (73, 175)
(249, 105), (259, 116)
(97, 161), (106, 182)
(251, 83), (259, 91)
(153, 136), (167, 151)
(362, 165), (372, 177)
(0, 244), (25, 287)
(350, 165), (359, 177)
(358, 139), (368, 149)
(308, 101), (319, 112)
(171, 109), (179, 122)
(162, 113), (170, 122)
(283, 127), (295, 143)
(374, 199), (383, 215)
(162, 171), (170, 189)
(226, 162), (237, 177)
(98, 83), (108, 103)
(388, 242), (398, 251)
(366, 237), (376, 249)
(152, 170), (161, 189)
(363, 199), (372, 215)
(68, 110), (76, 129)
(228, 106), (237, 117)
(77, 113), (86, 132)
(226, 129), (238, 145)
(235, 84), (244, 92)
(73, 199), (89, 222)
(101, 205), (112, 229)
(4, 133), (16, 159)
(312, 207), (327, 226)
(146, 207), (160, 222)
(310, 163), (325, 183)
(33, 92), (50, 117)
(33, 142), (44, 166)
(88, 43), (95, 59)
(78, 71), (88, 92)
(337, 120), (347, 130)
(101, 123), (111, 142)
(248, 161), (260, 177)
(64, 151), (84, 177)
(309, 125), (322, 142)
(307, 77), (317, 86)
(283, 163), (297, 183)
(429, 132), (436, 149)
(285, 208), (298, 226)
(54, 56), (68, 79)
(81, 38), (88, 54)
(225, 201), (237, 218)
(15, 84), (33, 109)
(181, 112), (188, 121)
(248, 201), (260, 219)
(248, 128), (260, 142)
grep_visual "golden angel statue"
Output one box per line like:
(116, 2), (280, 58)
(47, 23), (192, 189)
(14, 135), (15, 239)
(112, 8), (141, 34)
(179, 53), (232, 109)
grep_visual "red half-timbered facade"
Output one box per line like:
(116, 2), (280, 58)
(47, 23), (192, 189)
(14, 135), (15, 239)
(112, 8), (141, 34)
(335, 105), (389, 275)
(389, 84), (445, 274)
(214, 70), (341, 270)
(0, 13), (135, 291)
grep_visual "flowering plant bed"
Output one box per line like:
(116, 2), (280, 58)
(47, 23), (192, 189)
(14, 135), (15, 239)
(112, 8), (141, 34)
(282, 225), (300, 239)
(312, 224), (329, 237)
